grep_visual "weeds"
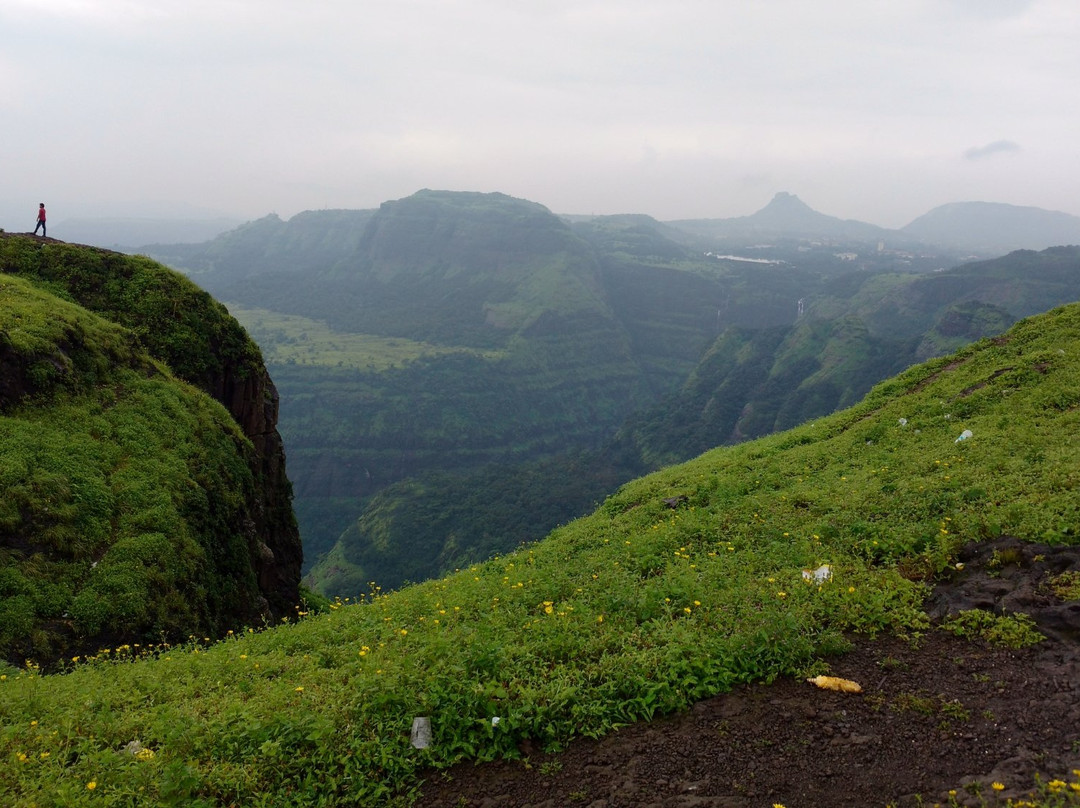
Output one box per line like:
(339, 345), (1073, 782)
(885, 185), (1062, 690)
(942, 611), (1045, 649)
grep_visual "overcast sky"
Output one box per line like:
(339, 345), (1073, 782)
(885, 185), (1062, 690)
(2, 0), (1077, 230)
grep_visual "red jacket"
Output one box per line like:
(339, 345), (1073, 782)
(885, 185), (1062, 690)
(37, 207), (46, 221)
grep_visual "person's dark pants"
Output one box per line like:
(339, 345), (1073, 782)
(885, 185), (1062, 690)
(34, 221), (45, 236)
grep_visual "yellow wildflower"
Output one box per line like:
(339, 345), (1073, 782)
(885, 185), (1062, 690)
(991, 782), (1005, 791)
(86, 781), (97, 790)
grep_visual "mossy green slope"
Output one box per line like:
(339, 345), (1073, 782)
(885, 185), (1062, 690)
(0, 236), (262, 389)
(0, 234), (303, 665)
(2, 299), (1079, 805)
(0, 274), (262, 664)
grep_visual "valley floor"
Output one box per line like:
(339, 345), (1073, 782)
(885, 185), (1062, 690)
(414, 538), (1080, 808)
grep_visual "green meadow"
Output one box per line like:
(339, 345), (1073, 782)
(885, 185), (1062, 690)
(224, 304), (500, 372)
(3, 302), (1080, 806)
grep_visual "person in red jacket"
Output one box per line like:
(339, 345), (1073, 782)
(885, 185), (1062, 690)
(33, 203), (46, 236)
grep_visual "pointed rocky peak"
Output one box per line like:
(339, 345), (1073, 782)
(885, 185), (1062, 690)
(761, 192), (814, 213)
(747, 192), (828, 228)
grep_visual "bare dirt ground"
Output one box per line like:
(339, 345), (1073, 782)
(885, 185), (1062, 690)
(413, 537), (1080, 808)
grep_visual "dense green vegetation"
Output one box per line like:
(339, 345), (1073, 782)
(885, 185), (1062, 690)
(0, 236), (264, 391)
(619, 246), (1080, 467)
(305, 451), (641, 597)
(301, 240), (1080, 592)
(225, 304), (498, 372)
(0, 235), (302, 666)
(147, 194), (1080, 598)
(3, 299), (1079, 806)
(0, 274), (259, 664)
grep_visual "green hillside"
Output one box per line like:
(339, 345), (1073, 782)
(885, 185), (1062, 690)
(3, 299), (1078, 806)
(0, 235), (302, 666)
(623, 246), (1080, 466)
(308, 245), (1080, 592)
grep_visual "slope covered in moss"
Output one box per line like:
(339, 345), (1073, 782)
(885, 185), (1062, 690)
(1, 296), (1078, 804)
(0, 235), (302, 664)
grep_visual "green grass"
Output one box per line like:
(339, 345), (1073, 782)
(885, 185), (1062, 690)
(225, 303), (501, 371)
(0, 274), (265, 667)
(3, 302), (1080, 805)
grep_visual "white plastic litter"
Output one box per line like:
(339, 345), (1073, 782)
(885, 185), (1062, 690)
(410, 717), (432, 749)
(955, 430), (973, 443)
(898, 418), (908, 427)
(801, 564), (832, 584)
(491, 716), (501, 727)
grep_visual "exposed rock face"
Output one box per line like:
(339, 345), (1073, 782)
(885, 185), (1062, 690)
(207, 358), (303, 616)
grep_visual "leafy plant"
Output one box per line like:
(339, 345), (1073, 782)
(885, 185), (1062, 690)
(942, 610), (1044, 649)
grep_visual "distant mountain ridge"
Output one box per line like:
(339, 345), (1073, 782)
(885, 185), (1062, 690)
(619, 245), (1080, 468)
(901, 201), (1080, 253)
(668, 192), (897, 244)
(149, 191), (826, 579)
(662, 192), (1080, 255)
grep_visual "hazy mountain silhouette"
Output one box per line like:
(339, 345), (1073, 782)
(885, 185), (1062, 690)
(666, 192), (899, 244)
(902, 201), (1080, 253)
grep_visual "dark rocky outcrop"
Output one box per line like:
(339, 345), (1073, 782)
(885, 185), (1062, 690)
(207, 356), (302, 616)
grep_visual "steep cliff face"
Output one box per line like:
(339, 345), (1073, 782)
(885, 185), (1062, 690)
(0, 234), (302, 661)
(207, 359), (302, 615)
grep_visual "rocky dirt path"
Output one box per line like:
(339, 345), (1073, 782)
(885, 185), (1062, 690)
(413, 538), (1080, 808)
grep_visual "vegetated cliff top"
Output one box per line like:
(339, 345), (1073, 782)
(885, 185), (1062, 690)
(2, 287), (1079, 805)
(0, 234), (301, 666)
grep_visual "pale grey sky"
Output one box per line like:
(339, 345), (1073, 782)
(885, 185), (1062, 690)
(2, 0), (1077, 230)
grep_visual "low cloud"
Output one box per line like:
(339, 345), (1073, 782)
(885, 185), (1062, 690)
(964, 140), (1021, 160)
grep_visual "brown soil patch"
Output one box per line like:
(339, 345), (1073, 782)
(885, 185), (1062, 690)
(413, 538), (1080, 808)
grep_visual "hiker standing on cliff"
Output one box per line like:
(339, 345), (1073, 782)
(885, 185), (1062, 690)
(33, 203), (46, 237)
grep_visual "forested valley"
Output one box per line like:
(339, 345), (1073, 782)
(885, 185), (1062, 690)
(148, 190), (1080, 595)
